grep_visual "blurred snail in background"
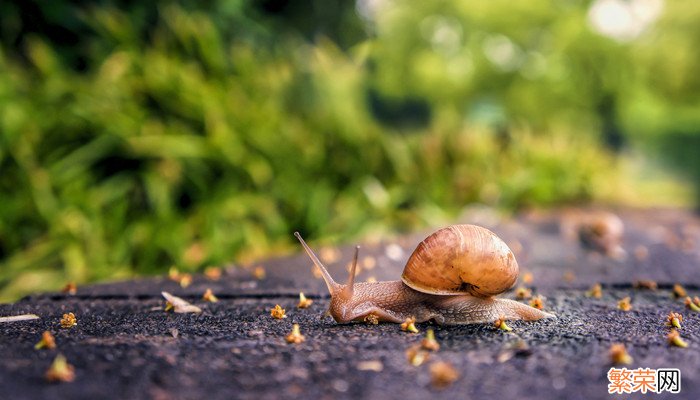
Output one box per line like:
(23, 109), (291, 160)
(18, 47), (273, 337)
(295, 224), (554, 325)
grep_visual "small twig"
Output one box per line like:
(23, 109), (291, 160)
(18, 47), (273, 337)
(0, 314), (40, 323)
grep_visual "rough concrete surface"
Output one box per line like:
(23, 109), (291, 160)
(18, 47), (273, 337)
(1, 208), (699, 399)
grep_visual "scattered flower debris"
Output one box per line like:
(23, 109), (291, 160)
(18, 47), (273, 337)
(400, 317), (419, 333)
(406, 345), (429, 366)
(178, 273), (193, 288)
(356, 360), (383, 372)
(45, 354), (75, 383)
(494, 316), (513, 332)
(61, 282), (77, 295)
(60, 313), (77, 328)
(665, 312), (683, 329)
(168, 267), (180, 280)
(297, 292), (313, 309)
(515, 287), (532, 299)
(617, 297), (632, 311)
(285, 324), (305, 344)
(364, 313), (379, 325)
(522, 272), (534, 284)
(270, 304), (287, 319)
(204, 266), (222, 280)
(421, 329), (440, 351)
(684, 296), (700, 312)
(633, 280), (657, 290)
(586, 283), (603, 298)
(667, 329), (688, 348)
(609, 343), (633, 365)
(253, 266), (266, 280)
(362, 256), (376, 270)
(202, 288), (219, 303)
(320, 247), (341, 264)
(529, 295), (544, 310)
(35, 331), (56, 350)
(385, 244), (404, 261)
(0, 314), (40, 323)
(672, 284), (687, 299)
(430, 361), (459, 389)
(162, 292), (202, 313)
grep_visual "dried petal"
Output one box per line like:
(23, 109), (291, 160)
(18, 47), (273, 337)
(60, 313), (77, 328)
(202, 288), (219, 303)
(494, 316), (513, 332)
(529, 295), (544, 310)
(586, 283), (602, 298)
(609, 343), (633, 365)
(406, 345), (429, 366)
(421, 329), (440, 351)
(364, 313), (379, 325)
(665, 312), (683, 329)
(430, 361), (459, 388)
(617, 297), (632, 311)
(285, 324), (305, 344)
(400, 317), (419, 333)
(162, 292), (202, 313)
(297, 292), (313, 309)
(61, 282), (77, 295)
(515, 287), (532, 300)
(667, 329), (688, 348)
(270, 304), (287, 319)
(45, 354), (75, 383)
(35, 331), (56, 350)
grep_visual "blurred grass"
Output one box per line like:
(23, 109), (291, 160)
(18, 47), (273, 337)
(0, 0), (697, 301)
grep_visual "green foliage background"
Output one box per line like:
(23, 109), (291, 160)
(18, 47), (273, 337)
(0, 0), (697, 300)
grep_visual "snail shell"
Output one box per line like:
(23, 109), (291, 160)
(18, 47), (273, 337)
(401, 225), (518, 298)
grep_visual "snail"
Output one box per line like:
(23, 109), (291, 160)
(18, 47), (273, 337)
(294, 224), (554, 325)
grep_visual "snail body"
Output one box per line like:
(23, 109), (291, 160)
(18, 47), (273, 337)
(295, 224), (554, 325)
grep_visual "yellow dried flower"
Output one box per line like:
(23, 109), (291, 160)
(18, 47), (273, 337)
(61, 282), (77, 295)
(672, 284), (687, 299)
(179, 273), (192, 288)
(529, 295), (544, 310)
(421, 329), (440, 351)
(684, 296), (700, 312)
(400, 317), (419, 333)
(617, 297), (632, 311)
(430, 361), (459, 388)
(494, 316), (513, 332)
(515, 287), (532, 300)
(35, 331), (56, 350)
(633, 280), (658, 290)
(270, 304), (287, 319)
(297, 292), (313, 309)
(364, 313), (379, 325)
(59, 313), (77, 329)
(168, 266), (180, 281)
(204, 266), (222, 280)
(202, 288), (219, 303)
(609, 343), (633, 365)
(253, 266), (266, 280)
(665, 312), (683, 329)
(667, 329), (688, 348)
(522, 272), (534, 284)
(406, 345), (429, 366)
(285, 324), (305, 344)
(586, 283), (603, 298)
(45, 354), (75, 383)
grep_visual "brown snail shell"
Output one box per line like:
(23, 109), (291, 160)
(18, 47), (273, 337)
(401, 225), (518, 298)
